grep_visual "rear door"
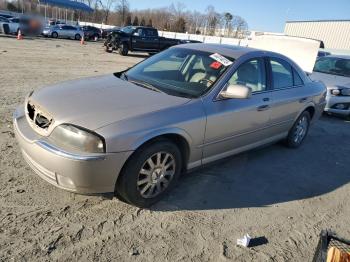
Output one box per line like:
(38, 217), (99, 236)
(60, 25), (70, 38)
(66, 26), (77, 38)
(143, 28), (159, 50)
(132, 28), (158, 51)
(268, 56), (309, 135)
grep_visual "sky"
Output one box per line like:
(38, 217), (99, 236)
(127, 0), (350, 32)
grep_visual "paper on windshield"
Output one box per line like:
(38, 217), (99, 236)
(210, 53), (233, 67)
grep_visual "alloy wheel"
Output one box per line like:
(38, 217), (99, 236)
(137, 152), (176, 198)
(293, 116), (308, 144)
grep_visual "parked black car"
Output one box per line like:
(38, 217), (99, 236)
(81, 25), (102, 40)
(101, 27), (120, 39)
(104, 26), (199, 56)
(317, 50), (331, 58)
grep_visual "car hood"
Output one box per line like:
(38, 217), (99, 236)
(29, 74), (190, 131)
(310, 72), (350, 89)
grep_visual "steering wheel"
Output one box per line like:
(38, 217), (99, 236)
(199, 78), (214, 85)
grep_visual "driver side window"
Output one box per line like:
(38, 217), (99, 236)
(228, 58), (266, 93)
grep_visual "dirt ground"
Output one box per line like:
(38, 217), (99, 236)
(0, 36), (349, 262)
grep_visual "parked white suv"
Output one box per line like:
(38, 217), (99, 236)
(311, 55), (350, 118)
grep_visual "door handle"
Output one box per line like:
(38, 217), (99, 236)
(262, 97), (270, 102)
(257, 105), (270, 111)
(299, 97), (308, 103)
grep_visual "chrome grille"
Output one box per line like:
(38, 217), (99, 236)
(26, 101), (53, 131)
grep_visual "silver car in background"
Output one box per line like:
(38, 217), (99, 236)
(311, 55), (350, 118)
(42, 24), (84, 40)
(13, 44), (326, 207)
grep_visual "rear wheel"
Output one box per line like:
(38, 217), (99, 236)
(285, 111), (311, 148)
(118, 42), (129, 56)
(115, 140), (182, 207)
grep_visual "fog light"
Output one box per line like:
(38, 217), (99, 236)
(56, 174), (75, 189)
(334, 104), (346, 110)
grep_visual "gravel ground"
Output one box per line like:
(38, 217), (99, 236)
(0, 36), (350, 262)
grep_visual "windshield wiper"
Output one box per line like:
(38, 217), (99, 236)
(129, 79), (164, 93)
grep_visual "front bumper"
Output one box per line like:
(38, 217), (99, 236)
(325, 94), (350, 116)
(13, 106), (132, 194)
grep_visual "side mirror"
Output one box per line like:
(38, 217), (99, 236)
(219, 84), (252, 99)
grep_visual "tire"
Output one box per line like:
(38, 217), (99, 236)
(75, 34), (81, 40)
(105, 44), (112, 53)
(118, 42), (128, 56)
(285, 111), (311, 148)
(115, 140), (182, 207)
(93, 34), (99, 41)
(51, 32), (58, 38)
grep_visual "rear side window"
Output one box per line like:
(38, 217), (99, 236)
(293, 69), (304, 86)
(145, 29), (157, 37)
(270, 58), (293, 89)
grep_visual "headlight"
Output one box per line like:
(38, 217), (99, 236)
(331, 89), (341, 95)
(341, 88), (350, 96)
(49, 124), (105, 153)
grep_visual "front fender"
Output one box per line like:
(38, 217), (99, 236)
(131, 127), (193, 151)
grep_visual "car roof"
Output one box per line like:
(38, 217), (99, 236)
(324, 54), (350, 60)
(174, 43), (268, 59)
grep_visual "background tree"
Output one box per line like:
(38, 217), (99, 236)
(98, 0), (117, 24)
(125, 14), (132, 26)
(140, 17), (146, 26)
(172, 17), (186, 33)
(232, 15), (248, 38)
(147, 18), (153, 27)
(224, 12), (233, 36)
(132, 16), (139, 26)
(115, 0), (130, 26)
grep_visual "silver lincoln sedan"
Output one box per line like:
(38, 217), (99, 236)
(13, 44), (326, 207)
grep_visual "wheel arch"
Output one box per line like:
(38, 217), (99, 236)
(134, 129), (191, 169)
(118, 129), (192, 181)
(295, 102), (316, 122)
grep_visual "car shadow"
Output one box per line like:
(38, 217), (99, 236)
(153, 117), (350, 211)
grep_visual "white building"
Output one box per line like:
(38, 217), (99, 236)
(284, 20), (350, 50)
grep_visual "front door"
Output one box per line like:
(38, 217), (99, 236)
(203, 58), (272, 163)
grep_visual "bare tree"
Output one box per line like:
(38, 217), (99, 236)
(224, 12), (233, 36)
(205, 5), (220, 35)
(115, 0), (129, 26)
(232, 15), (248, 38)
(98, 0), (117, 24)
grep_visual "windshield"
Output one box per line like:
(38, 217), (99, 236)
(314, 57), (350, 77)
(121, 26), (135, 34)
(124, 48), (234, 98)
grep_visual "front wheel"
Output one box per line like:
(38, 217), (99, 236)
(51, 32), (58, 38)
(115, 140), (182, 207)
(75, 34), (81, 40)
(285, 111), (311, 148)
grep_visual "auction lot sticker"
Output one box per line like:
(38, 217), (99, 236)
(210, 53), (233, 67)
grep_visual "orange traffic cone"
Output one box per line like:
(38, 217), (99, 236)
(80, 35), (85, 45)
(17, 29), (23, 40)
